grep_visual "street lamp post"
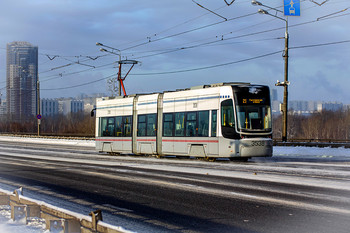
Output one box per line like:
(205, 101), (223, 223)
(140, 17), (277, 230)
(252, 1), (290, 142)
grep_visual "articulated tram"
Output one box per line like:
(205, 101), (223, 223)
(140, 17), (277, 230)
(95, 83), (273, 160)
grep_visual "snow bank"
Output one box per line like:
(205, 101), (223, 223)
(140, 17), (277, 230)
(274, 145), (350, 157)
(0, 206), (46, 233)
(0, 135), (95, 147)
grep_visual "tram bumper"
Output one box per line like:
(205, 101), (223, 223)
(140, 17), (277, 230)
(239, 138), (273, 157)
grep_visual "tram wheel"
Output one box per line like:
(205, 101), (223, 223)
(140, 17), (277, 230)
(204, 157), (216, 162)
(107, 152), (122, 156)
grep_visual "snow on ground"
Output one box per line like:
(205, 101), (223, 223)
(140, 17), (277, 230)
(0, 135), (349, 232)
(0, 135), (349, 157)
(0, 135), (95, 147)
(273, 145), (350, 158)
(0, 205), (47, 233)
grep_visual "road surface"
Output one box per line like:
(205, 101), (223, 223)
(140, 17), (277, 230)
(0, 139), (349, 232)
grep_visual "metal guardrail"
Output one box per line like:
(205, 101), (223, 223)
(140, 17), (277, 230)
(0, 187), (127, 233)
(274, 138), (350, 143)
(274, 140), (350, 148)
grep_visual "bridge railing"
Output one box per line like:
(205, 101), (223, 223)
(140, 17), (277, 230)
(0, 187), (128, 233)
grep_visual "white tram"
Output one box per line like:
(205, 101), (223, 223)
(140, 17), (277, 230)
(94, 83), (273, 160)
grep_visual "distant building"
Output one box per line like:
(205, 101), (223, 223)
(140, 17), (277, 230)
(289, 101), (309, 114)
(285, 100), (345, 115)
(39, 94), (105, 116)
(84, 102), (94, 114)
(58, 99), (84, 115)
(6, 41), (38, 122)
(344, 104), (350, 111)
(41, 99), (59, 117)
(287, 100), (321, 114)
(307, 101), (319, 112)
(271, 100), (281, 114)
(271, 89), (278, 101)
(317, 102), (343, 112)
(0, 100), (6, 116)
(79, 93), (105, 114)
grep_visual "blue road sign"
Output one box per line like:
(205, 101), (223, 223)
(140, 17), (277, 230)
(284, 0), (300, 16)
(36, 114), (42, 120)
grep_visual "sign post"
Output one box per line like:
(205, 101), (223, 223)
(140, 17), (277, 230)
(36, 114), (41, 136)
(284, 0), (300, 16)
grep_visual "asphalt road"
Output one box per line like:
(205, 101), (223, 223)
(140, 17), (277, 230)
(0, 140), (349, 233)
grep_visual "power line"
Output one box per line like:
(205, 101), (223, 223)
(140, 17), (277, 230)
(129, 39), (350, 77)
(192, 0), (227, 21)
(117, 5), (229, 48)
(290, 39), (350, 49)
(125, 16), (277, 59)
(3, 38), (349, 92)
(224, 0), (235, 6)
(119, 0), (347, 54)
(40, 62), (116, 83)
(121, 12), (257, 51)
(131, 37), (280, 60)
(37, 51), (282, 91)
(39, 54), (110, 74)
(38, 13), (350, 85)
(130, 50), (282, 76)
(125, 6), (349, 61)
(41, 74), (115, 91)
(16, 1), (350, 83)
(34, 38), (350, 90)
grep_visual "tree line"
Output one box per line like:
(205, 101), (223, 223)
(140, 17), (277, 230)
(0, 112), (95, 137)
(273, 110), (350, 141)
(0, 110), (349, 140)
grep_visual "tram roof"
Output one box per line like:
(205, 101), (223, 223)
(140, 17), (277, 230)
(99, 82), (253, 101)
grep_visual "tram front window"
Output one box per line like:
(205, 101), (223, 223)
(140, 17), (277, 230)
(236, 105), (271, 131)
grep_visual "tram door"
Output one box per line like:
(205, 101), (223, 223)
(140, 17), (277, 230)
(208, 110), (219, 155)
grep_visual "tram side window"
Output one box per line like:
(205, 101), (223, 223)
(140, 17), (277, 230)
(163, 113), (174, 137)
(137, 115), (146, 136)
(101, 117), (115, 136)
(100, 118), (107, 137)
(175, 112), (185, 136)
(146, 114), (157, 136)
(123, 116), (132, 137)
(198, 111), (209, 137)
(211, 110), (217, 137)
(186, 112), (197, 137)
(164, 111), (210, 137)
(115, 116), (123, 137)
(107, 117), (115, 136)
(137, 114), (157, 137)
(100, 116), (132, 137)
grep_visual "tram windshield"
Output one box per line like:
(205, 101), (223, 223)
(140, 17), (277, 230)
(234, 85), (272, 132)
(236, 105), (271, 131)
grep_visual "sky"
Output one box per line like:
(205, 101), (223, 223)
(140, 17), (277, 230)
(0, 0), (349, 103)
